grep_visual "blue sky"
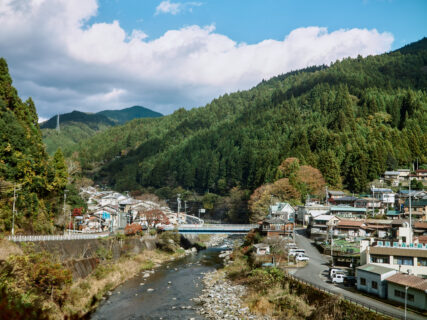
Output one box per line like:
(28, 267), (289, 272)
(93, 0), (426, 49)
(0, 0), (425, 119)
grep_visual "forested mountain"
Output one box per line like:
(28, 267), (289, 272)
(72, 38), (427, 194)
(41, 106), (162, 154)
(0, 58), (68, 233)
(98, 106), (163, 124)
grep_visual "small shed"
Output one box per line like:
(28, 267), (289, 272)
(356, 264), (397, 298)
(254, 243), (271, 255)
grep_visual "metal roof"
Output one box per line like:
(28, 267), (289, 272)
(357, 264), (396, 275)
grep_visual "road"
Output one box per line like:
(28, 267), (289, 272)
(293, 229), (425, 320)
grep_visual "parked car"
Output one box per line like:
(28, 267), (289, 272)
(332, 274), (345, 284)
(329, 268), (345, 279)
(289, 249), (305, 256)
(296, 254), (310, 262)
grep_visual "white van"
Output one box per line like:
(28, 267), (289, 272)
(329, 268), (345, 279)
(332, 274), (345, 284)
(289, 249), (305, 256)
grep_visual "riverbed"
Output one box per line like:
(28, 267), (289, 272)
(91, 247), (226, 320)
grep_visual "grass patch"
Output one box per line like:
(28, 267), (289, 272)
(140, 260), (154, 271)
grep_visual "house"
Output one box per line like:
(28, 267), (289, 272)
(403, 199), (427, 220)
(330, 205), (367, 219)
(386, 210), (401, 220)
(335, 219), (366, 238)
(409, 169), (427, 182)
(269, 202), (295, 222)
(363, 243), (427, 277)
(364, 219), (393, 239)
(327, 190), (346, 200)
(331, 196), (359, 206)
(386, 274), (427, 311)
(384, 171), (400, 186)
(356, 264), (397, 298)
(414, 221), (427, 237)
(136, 209), (170, 228)
(371, 187), (395, 208)
(397, 169), (411, 179)
(262, 218), (293, 238)
(296, 204), (330, 225)
(310, 215), (337, 237)
(355, 198), (382, 214)
(254, 243), (271, 255)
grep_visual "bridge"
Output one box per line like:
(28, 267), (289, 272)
(162, 224), (258, 234)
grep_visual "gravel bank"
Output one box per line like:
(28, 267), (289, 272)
(195, 269), (271, 320)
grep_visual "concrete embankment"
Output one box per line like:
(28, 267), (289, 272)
(22, 236), (158, 279)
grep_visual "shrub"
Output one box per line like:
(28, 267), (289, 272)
(124, 223), (143, 236)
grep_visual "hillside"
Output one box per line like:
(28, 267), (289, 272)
(41, 106), (162, 155)
(0, 58), (68, 233)
(72, 38), (427, 193)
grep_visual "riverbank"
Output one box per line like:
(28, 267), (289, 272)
(0, 232), (194, 319)
(195, 269), (270, 320)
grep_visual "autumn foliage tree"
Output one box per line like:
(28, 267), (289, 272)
(249, 158), (325, 222)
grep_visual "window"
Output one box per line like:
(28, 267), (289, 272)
(394, 290), (414, 302)
(371, 255), (389, 264)
(417, 257), (427, 267)
(393, 256), (413, 266)
(371, 281), (378, 289)
(360, 278), (366, 285)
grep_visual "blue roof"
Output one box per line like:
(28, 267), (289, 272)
(386, 210), (400, 216)
(331, 206), (366, 212)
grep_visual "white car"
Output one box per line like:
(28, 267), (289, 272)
(332, 274), (345, 284)
(296, 254), (309, 261)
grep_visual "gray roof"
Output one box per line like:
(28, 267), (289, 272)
(264, 218), (287, 224)
(357, 264), (396, 275)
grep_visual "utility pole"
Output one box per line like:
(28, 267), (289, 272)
(177, 194), (181, 225)
(184, 201), (187, 215)
(409, 180), (412, 230)
(12, 184), (17, 236)
(63, 190), (68, 234)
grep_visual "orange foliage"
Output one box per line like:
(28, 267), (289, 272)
(124, 223), (143, 236)
(296, 165), (326, 196)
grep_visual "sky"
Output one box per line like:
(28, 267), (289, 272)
(0, 0), (426, 121)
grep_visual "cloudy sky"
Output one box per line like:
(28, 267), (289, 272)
(0, 0), (426, 120)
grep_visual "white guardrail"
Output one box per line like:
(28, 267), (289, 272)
(7, 233), (109, 242)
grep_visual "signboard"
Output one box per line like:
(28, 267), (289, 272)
(102, 212), (111, 219)
(200, 209), (206, 213)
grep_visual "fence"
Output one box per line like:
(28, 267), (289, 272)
(288, 274), (408, 320)
(7, 233), (109, 242)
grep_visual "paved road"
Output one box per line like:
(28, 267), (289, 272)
(293, 229), (425, 320)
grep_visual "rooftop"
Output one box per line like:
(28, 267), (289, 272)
(337, 220), (364, 227)
(331, 206), (367, 212)
(357, 264), (396, 275)
(386, 273), (427, 292)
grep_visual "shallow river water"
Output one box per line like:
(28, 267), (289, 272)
(91, 247), (225, 320)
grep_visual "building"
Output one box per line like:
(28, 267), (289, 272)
(269, 202), (295, 222)
(331, 196), (359, 206)
(363, 243), (427, 277)
(371, 187), (395, 208)
(403, 199), (427, 220)
(335, 219), (366, 238)
(330, 205), (367, 219)
(386, 273), (427, 311)
(355, 198), (382, 212)
(254, 243), (271, 255)
(356, 264), (397, 298)
(310, 215), (337, 237)
(262, 218), (293, 238)
(414, 221), (427, 237)
(384, 171), (400, 186)
(296, 204), (330, 225)
(327, 190), (346, 200)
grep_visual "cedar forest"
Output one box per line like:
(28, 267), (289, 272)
(1, 38), (427, 233)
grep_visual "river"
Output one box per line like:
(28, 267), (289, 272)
(91, 240), (236, 320)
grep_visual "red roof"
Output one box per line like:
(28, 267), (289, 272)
(414, 221), (427, 229)
(386, 273), (427, 291)
(337, 220), (364, 227)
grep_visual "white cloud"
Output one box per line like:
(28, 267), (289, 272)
(155, 0), (202, 16)
(0, 0), (394, 118)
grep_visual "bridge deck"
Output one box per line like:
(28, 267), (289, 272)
(163, 224), (258, 234)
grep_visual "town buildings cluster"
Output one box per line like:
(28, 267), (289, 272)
(258, 169), (427, 311)
(75, 187), (179, 233)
